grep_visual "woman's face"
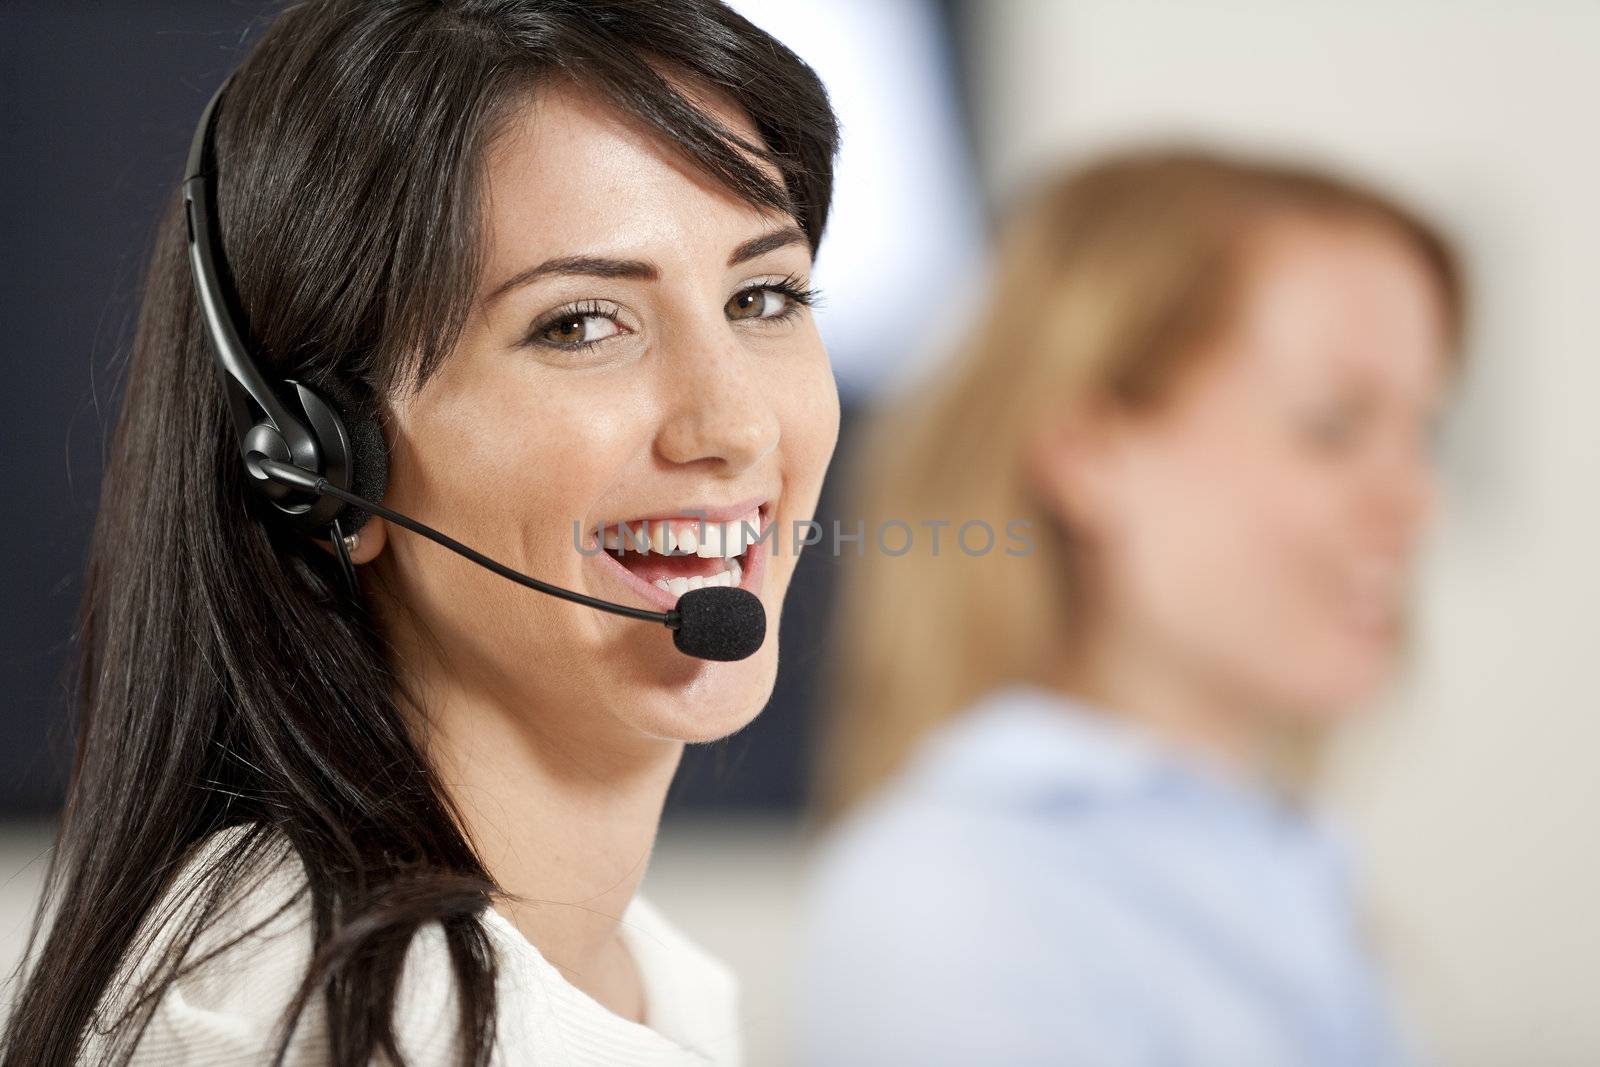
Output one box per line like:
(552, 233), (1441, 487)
(1064, 217), (1452, 721)
(364, 80), (838, 746)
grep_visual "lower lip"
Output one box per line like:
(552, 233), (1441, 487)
(587, 505), (769, 613)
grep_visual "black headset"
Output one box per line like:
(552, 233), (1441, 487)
(177, 74), (766, 660)
(181, 75), (387, 591)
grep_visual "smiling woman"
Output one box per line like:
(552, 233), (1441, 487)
(1, 3), (838, 1066)
(805, 149), (1462, 1066)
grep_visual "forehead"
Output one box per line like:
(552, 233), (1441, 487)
(1221, 216), (1453, 399)
(476, 78), (782, 278)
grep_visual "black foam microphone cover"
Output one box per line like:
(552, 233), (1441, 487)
(672, 586), (766, 662)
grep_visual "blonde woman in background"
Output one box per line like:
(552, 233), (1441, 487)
(799, 150), (1464, 1066)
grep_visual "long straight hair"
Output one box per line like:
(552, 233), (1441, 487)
(820, 149), (1462, 819)
(3, 3), (837, 1065)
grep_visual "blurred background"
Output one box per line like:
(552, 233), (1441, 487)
(2, 1), (1596, 1064)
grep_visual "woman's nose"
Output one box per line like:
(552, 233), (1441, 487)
(653, 333), (780, 474)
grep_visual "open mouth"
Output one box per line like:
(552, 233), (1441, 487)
(588, 502), (767, 610)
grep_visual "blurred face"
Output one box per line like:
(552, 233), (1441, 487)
(361, 79), (838, 745)
(1053, 217), (1452, 721)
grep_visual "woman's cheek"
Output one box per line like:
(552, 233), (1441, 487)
(1251, 462), (1384, 712)
(785, 345), (841, 488)
(1148, 449), (1316, 698)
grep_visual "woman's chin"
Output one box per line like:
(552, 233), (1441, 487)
(629, 644), (780, 743)
(1275, 654), (1394, 723)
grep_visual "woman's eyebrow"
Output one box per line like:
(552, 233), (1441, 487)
(728, 224), (808, 266)
(487, 255), (657, 304)
(486, 224), (809, 306)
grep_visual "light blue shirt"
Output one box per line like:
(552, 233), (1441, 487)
(798, 685), (1419, 1067)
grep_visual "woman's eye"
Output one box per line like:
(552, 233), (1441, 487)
(726, 286), (790, 322)
(536, 311), (622, 349)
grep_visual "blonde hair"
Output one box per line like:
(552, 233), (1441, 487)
(819, 147), (1463, 818)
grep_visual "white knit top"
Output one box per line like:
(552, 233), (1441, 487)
(83, 828), (743, 1065)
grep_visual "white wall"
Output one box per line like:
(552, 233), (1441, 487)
(970, 3), (1600, 1064)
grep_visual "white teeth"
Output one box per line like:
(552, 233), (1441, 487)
(695, 523), (725, 559)
(693, 511), (759, 558)
(650, 555), (744, 597)
(736, 512), (759, 555)
(599, 525), (648, 551)
(603, 508), (759, 566)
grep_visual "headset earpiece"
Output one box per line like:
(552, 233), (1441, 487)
(308, 379), (389, 533)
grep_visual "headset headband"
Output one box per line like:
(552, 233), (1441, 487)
(180, 75), (367, 540)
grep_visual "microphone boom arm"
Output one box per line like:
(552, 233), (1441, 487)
(253, 456), (679, 629)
